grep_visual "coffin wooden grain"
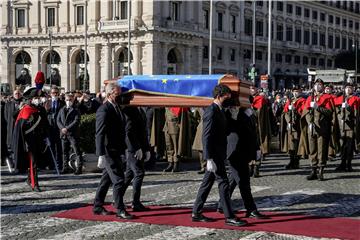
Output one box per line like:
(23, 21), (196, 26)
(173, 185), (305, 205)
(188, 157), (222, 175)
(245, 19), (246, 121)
(104, 74), (251, 108)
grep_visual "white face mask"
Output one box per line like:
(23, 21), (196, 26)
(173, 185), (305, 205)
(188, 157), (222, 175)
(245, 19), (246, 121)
(41, 97), (47, 103)
(32, 99), (40, 106)
(293, 92), (299, 98)
(314, 84), (323, 93)
(324, 88), (331, 94)
(66, 100), (73, 108)
(51, 96), (58, 101)
(345, 88), (353, 96)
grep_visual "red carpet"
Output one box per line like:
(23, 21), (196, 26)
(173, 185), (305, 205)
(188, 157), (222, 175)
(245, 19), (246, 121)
(52, 204), (360, 240)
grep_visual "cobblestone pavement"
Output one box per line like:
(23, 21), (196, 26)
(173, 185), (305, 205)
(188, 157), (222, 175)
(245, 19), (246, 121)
(1, 153), (359, 240)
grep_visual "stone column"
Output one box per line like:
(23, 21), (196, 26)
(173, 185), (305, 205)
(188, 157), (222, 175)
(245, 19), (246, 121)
(1, 1), (9, 35)
(60, 46), (69, 90)
(1, 47), (10, 84)
(131, 42), (142, 74)
(29, 1), (40, 34)
(100, 1), (110, 20)
(100, 42), (111, 83)
(184, 45), (192, 74)
(89, 44), (100, 93)
(59, 1), (69, 33)
(31, 47), (41, 77)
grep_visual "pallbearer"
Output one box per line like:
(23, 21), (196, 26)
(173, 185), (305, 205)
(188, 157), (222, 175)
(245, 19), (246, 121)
(281, 86), (306, 169)
(334, 83), (359, 172)
(299, 79), (334, 181)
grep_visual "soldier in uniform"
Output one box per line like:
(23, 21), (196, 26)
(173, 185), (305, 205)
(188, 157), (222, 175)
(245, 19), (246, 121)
(192, 108), (207, 174)
(334, 83), (359, 172)
(299, 79), (334, 181)
(12, 88), (48, 191)
(162, 107), (191, 172)
(249, 86), (272, 177)
(280, 86), (306, 169)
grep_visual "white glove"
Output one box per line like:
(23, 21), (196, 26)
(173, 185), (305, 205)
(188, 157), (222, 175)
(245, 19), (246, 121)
(134, 148), (143, 160)
(97, 155), (106, 169)
(145, 151), (151, 162)
(288, 104), (293, 111)
(244, 108), (253, 117)
(256, 150), (262, 161)
(310, 101), (317, 109)
(206, 159), (217, 173)
(341, 102), (349, 108)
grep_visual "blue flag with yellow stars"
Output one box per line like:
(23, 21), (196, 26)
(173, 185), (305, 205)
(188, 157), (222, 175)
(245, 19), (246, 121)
(118, 75), (225, 99)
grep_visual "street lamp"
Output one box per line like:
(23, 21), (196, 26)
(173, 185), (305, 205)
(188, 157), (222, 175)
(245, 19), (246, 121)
(352, 41), (358, 84)
(48, 28), (53, 86)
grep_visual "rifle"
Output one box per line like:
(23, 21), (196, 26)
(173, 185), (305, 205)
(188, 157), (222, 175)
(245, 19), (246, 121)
(309, 88), (315, 137)
(342, 73), (347, 135)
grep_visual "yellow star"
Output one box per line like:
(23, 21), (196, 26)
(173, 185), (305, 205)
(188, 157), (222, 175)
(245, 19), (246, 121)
(162, 79), (168, 84)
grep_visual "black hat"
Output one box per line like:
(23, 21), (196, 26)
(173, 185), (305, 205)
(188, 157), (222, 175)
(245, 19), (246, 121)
(325, 84), (334, 89)
(23, 87), (45, 99)
(314, 78), (324, 84)
(345, 82), (354, 88)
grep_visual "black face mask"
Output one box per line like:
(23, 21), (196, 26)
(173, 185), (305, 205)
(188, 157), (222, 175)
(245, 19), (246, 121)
(222, 98), (233, 108)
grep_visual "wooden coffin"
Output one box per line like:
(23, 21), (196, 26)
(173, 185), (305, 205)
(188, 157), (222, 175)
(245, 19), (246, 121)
(104, 74), (251, 108)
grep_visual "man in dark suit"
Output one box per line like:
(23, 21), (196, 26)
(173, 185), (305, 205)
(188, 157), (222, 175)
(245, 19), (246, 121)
(47, 86), (64, 171)
(217, 107), (267, 219)
(121, 106), (151, 211)
(191, 84), (247, 227)
(56, 92), (83, 175)
(93, 82), (134, 220)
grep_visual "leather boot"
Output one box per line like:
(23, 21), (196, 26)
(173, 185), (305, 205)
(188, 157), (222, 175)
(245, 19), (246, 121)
(285, 156), (295, 169)
(292, 157), (300, 169)
(306, 167), (318, 180)
(253, 165), (260, 178)
(163, 162), (173, 172)
(74, 156), (83, 175)
(335, 159), (347, 171)
(172, 162), (180, 172)
(346, 159), (353, 172)
(317, 167), (324, 181)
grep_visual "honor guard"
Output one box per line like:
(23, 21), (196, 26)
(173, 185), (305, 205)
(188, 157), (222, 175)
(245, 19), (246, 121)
(281, 86), (306, 169)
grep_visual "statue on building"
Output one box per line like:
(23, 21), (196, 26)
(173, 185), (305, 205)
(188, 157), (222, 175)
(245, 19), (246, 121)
(15, 68), (31, 86)
(77, 68), (89, 91)
(46, 68), (61, 86)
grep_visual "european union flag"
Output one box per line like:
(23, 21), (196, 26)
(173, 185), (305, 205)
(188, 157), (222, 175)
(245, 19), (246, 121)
(117, 75), (225, 99)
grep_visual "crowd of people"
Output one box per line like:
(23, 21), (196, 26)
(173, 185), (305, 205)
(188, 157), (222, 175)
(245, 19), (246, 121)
(1, 70), (359, 227)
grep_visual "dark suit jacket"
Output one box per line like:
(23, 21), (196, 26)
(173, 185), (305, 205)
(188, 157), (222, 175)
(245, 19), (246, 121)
(202, 103), (228, 163)
(122, 106), (150, 153)
(95, 101), (126, 157)
(226, 108), (259, 167)
(56, 106), (80, 137)
(47, 99), (65, 128)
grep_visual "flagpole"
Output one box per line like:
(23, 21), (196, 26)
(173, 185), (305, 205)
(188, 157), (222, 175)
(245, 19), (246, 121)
(208, 0), (213, 75)
(252, 0), (256, 66)
(267, 0), (272, 89)
(127, 0), (131, 75)
(84, 0), (88, 91)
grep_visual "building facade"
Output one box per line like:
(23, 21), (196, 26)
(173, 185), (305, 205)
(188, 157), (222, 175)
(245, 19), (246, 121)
(1, 0), (359, 92)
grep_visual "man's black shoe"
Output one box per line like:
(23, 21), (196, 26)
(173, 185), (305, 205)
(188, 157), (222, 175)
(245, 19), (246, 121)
(132, 203), (150, 212)
(197, 169), (205, 174)
(74, 167), (82, 175)
(245, 210), (267, 219)
(93, 207), (113, 216)
(225, 217), (248, 227)
(117, 210), (134, 219)
(191, 213), (215, 222)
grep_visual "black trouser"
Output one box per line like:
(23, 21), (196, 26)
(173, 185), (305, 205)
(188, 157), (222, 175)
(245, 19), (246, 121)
(192, 160), (235, 219)
(340, 136), (355, 164)
(123, 150), (145, 205)
(61, 135), (82, 168)
(49, 129), (62, 169)
(94, 153), (126, 211)
(218, 163), (257, 213)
